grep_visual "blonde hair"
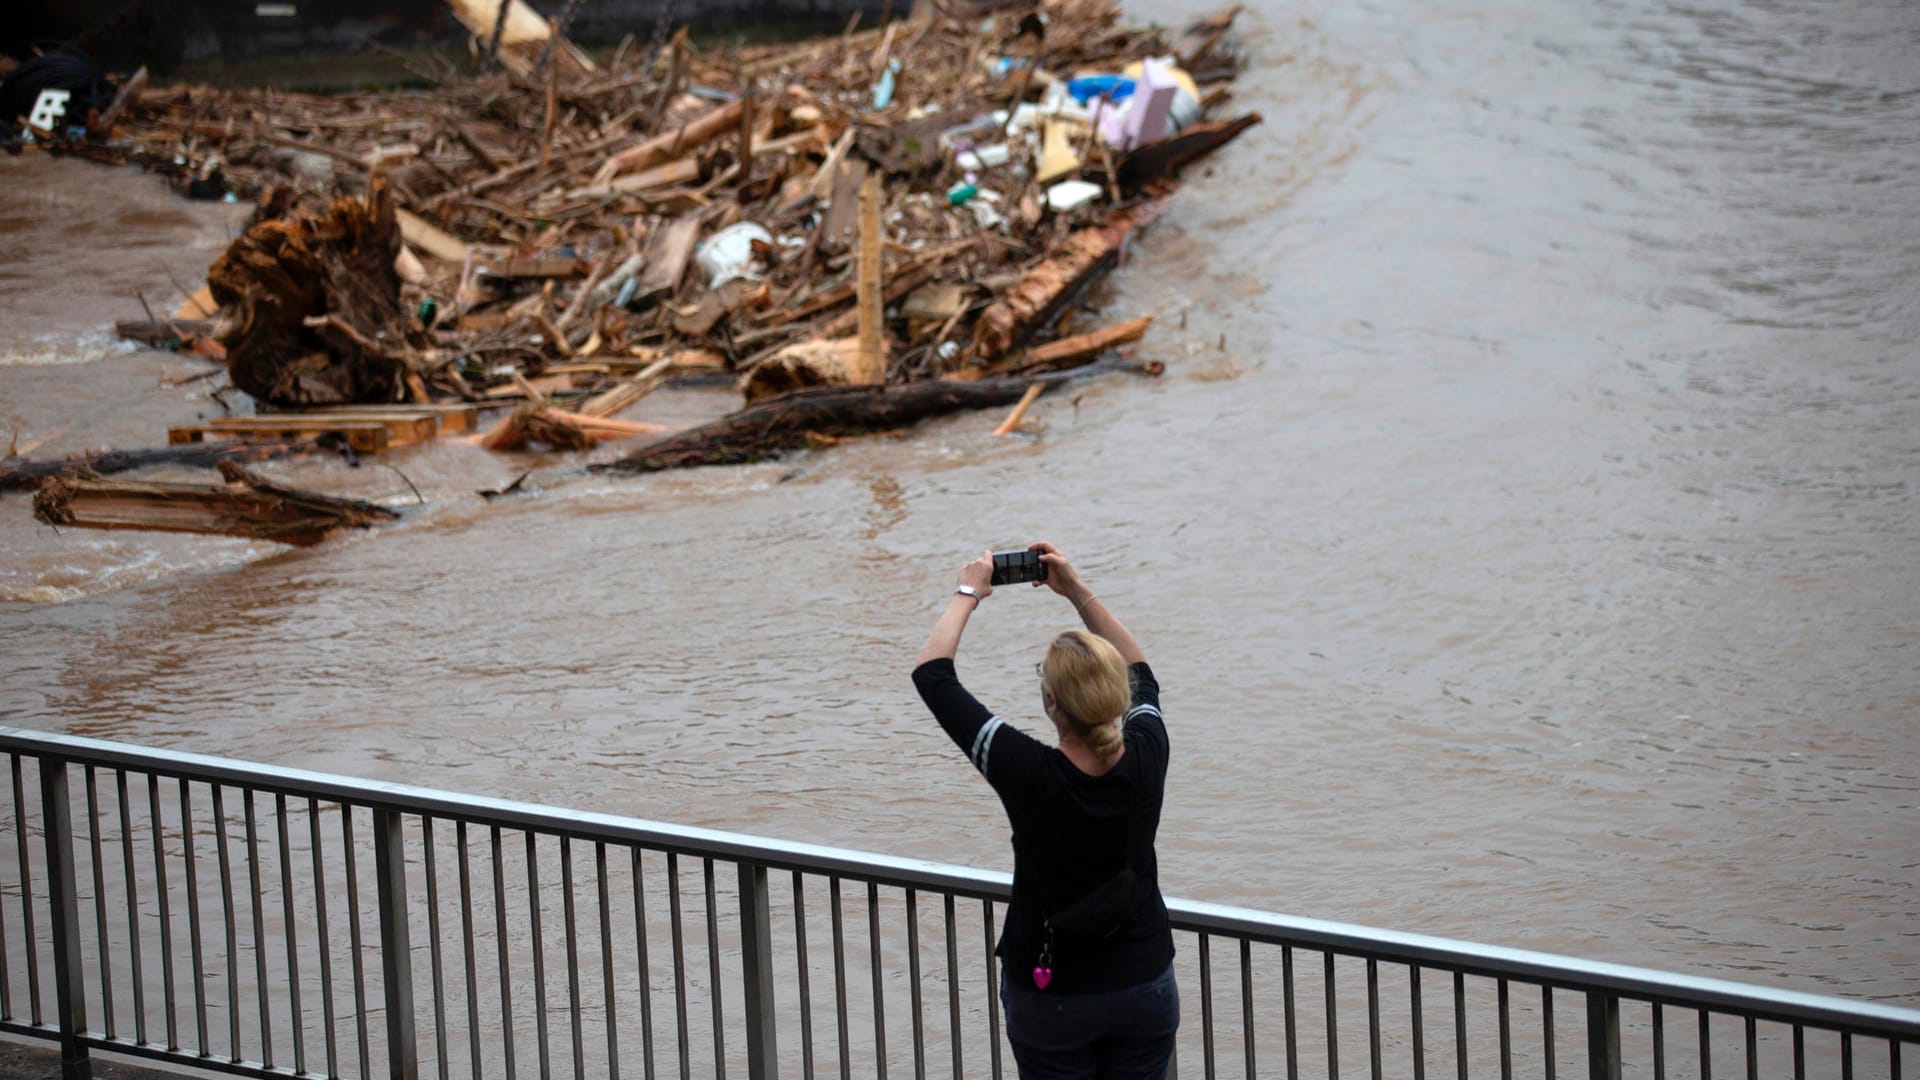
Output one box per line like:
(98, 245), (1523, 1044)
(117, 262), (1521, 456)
(1041, 629), (1129, 760)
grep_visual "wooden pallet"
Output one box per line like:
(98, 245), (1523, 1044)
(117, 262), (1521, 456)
(170, 414), (433, 453)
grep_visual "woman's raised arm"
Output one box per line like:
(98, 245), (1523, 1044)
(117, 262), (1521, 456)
(1028, 542), (1146, 665)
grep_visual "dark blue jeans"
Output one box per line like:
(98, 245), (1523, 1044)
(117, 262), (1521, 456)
(1000, 963), (1180, 1080)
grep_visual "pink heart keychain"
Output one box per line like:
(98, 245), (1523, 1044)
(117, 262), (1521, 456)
(1032, 966), (1053, 990)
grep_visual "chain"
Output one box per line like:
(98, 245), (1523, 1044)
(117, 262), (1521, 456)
(642, 0), (681, 74)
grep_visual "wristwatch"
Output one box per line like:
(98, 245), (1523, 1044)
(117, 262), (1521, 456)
(955, 585), (981, 602)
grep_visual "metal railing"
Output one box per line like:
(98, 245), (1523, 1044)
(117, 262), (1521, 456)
(0, 724), (1913, 1080)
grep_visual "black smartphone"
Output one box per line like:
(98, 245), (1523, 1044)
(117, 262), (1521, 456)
(990, 549), (1048, 586)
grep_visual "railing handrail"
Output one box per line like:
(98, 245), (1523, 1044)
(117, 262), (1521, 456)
(4, 724), (1916, 1045)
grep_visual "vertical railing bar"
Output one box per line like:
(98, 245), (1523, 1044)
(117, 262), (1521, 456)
(275, 795), (304, 1075)
(1497, 978), (1511, 1080)
(596, 843), (619, 1080)
(1700, 1010), (1711, 1080)
(942, 894), (959, 1080)
(1542, 985), (1556, 1080)
(703, 859), (725, 1080)
(0, 760), (12, 1025)
(372, 808), (418, 1080)
(736, 862), (777, 1080)
(309, 798), (338, 1078)
(458, 822), (483, 1080)
(1367, 956), (1382, 1080)
(39, 756), (91, 1078)
(1838, 1031), (1851, 1080)
(243, 790), (272, 1067)
(116, 770), (145, 1046)
(85, 766), (115, 1039)
(1454, 971), (1468, 1080)
(1886, 1039), (1899, 1080)
(181, 779), (208, 1053)
(831, 878), (849, 1080)
(211, 785), (241, 1062)
(16, 754), (44, 1027)
(796, 872), (816, 1080)
(343, 805), (371, 1077)
(152, 776), (177, 1051)
(1324, 952), (1339, 1080)
(1410, 965), (1425, 1080)
(1241, 940), (1256, 1080)
(424, 818), (450, 1080)
(562, 837), (584, 1080)
(630, 847), (656, 1080)
(1652, 1002), (1664, 1080)
(1282, 944), (1298, 1080)
(667, 852), (690, 1080)
(983, 901), (1001, 1080)
(1200, 933), (1216, 1080)
(1589, 992), (1621, 1080)
(867, 881), (887, 1080)
(491, 826), (517, 1080)
(906, 888), (924, 1080)
(1788, 1023), (1801, 1080)
(1743, 1017), (1756, 1080)
(526, 831), (551, 1080)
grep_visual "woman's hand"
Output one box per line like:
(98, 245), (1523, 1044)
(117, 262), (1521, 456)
(958, 549), (994, 599)
(1028, 541), (1090, 603)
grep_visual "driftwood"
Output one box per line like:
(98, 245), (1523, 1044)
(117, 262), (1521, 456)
(600, 357), (1161, 473)
(1115, 114), (1263, 189)
(1, 438), (318, 492)
(32, 462), (397, 546)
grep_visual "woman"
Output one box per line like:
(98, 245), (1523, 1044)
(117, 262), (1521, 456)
(912, 542), (1178, 1079)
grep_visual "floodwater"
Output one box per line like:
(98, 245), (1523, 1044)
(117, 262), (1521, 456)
(2, 0), (1917, 1017)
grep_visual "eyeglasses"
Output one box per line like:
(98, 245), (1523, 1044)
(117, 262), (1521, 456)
(1034, 661), (1044, 678)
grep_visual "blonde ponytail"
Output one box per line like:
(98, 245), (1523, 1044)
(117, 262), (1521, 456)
(1041, 629), (1130, 760)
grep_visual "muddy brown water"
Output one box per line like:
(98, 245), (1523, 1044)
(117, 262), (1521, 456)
(2, 0), (1916, 1016)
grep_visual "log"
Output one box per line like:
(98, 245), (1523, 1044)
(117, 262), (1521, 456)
(1, 439), (318, 492)
(1115, 113), (1262, 189)
(31, 462), (397, 546)
(968, 198), (1168, 362)
(599, 356), (1160, 473)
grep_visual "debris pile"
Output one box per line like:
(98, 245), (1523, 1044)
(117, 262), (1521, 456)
(6, 0), (1255, 538)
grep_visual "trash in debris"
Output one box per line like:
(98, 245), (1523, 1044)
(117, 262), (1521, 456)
(1046, 180), (1104, 214)
(695, 223), (774, 287)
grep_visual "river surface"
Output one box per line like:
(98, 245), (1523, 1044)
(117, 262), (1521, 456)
(2, 0), (1916, 1015)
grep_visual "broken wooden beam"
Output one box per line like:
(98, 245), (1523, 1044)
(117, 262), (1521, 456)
(1115, 113), (1262, 189)
(32, 463), (398, 546)
(1026, 314), (1155, 366)
(853, 171), (887, 385)
(593, 100), (745, 185)
(170, 413), (438, 454)
(968, 198), (1168, 362)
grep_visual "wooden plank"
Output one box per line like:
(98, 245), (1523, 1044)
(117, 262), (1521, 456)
(852, 171), (886, 386)
(819, 157), (868, 251)
(631, 213), (703, 303)
(274, 405), (485, 435)
(474, 256), (587, 279)
(395, 208), (471, 263)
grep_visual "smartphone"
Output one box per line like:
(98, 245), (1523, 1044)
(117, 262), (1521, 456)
(990, 549), (1048, 586)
